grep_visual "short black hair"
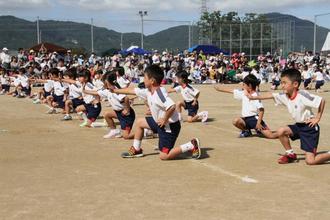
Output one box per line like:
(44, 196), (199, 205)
(176, 71), (190, 84)
(106, 72), (121, 89)
(144, 64), (164, 85)
(281, 68), (301, 86)
(77, 69), (92, 82)
(114, 67), (125, 76)
(243, 74), (259, 90)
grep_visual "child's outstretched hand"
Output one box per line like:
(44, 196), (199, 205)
(122, 108), (130, 116)
(256, 122), (264, 131)
(157, 118), (166, 128)
(305, 118), (320, 127)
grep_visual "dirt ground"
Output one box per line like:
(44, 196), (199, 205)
(1, 83), (330, 220)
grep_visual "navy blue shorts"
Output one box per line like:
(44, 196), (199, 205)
(43, 88), (52, 98)
(242, 116), (268, 130)
(52, 94), (65, 108)
(315, 80), (324, 89)
(184, 101), (199, 117)
(272, 80), (280, 86)
(288, 123), (319, 153)
(304, 78), (312, 88)
(146, 117), (181, 154)
(1, 84), (10, 92)
(72, 98), (85, 109)
(84, 103), (101, 121)
(115, 108), (135, 131)
(22, 86), (31, 95)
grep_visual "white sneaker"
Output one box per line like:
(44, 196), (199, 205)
(103, 129), (121, 139)
(46, 108), (56, 114)
(33, 99), (41, 104)
(143, 128), (154, 139)
(201, 111), (208, 123)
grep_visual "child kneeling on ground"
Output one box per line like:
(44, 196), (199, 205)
(112, 65), (201, 160)
(249, 68), (330, 165)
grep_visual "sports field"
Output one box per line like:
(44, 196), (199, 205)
(1, 84), (330, 220)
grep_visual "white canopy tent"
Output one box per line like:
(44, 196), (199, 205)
(321, 32), (330, 52)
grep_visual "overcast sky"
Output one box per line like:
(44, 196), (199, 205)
(0, 0), (329, 34)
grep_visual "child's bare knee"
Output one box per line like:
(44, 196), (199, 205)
(232, 118), (240, 126)
(305, 158), (317, 165)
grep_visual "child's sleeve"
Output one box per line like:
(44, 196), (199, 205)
(156, 88), (175, 110)
(233, 89), (243, 100)
(174, 86), (181, 93)
(97, 89), (108, 99)
(189, 87), (200, 97)
(134, 88), (147, 100)
(272, 93), (286, 106)
(299, 91), (323, 109)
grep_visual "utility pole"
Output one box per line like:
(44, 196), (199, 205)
(91, 18), (94, 53)
(37, 16), (40, 44)
(120, 33), (123, 50)
(139, 11), (148, 49)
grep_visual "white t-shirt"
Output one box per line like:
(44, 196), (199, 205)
(83, 82), (97, 104)
(44, 80), (54, 93)
(234, 89), (263, 117)
(272, 90), (322, 123)
(18, 75), (29, 88)
(302, 70), (311, 80)
(134, 87), (179, 125)
(174, 84), (200, 102)
(0, 75), (9, 85)
(93, 79), (104, 90)
(13, 77), (20, 87)
(98, 89), (126, 111)
(117, 76), (130, 89)
(314, 71), (324, 81)
(53, 81), (67, 96)
(69, 81), (82, 99)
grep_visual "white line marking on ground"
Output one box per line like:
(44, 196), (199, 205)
(143, 139), (258, 183)
(192, 160), (258, 183)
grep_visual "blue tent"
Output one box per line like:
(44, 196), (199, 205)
(188, 45), (228, 55)
(120, 47), (150, 55)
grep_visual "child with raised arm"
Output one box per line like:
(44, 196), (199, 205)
(60, 70), (84, 121)
(249, 68), (330, 165)
(167, 71), (208, 123)
(214, 74), (275, 139)
(112, 64), (201, 160)
(83, 72), (135, 139)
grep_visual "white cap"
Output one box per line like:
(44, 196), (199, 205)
(2, 47), (8, 51)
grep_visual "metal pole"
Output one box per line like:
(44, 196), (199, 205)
(270, 23), (273, 55)
(219, 25), (222, 49)
(141, 15), (144, 49)
(250, 23), (252, 60)
(91, 18), (94, 53)
(260, 23), (263, 54)
(240, 23), (242, 53)
(313, 15), (317, 54)
(229, 24), (232, 56)
(37, 16), (40, 44)
(210, 22), (213, 45)
(120, 33), (123, 50)
(188, 22), (191, 48)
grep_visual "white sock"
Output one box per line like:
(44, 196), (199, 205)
(178, 113), (182, 121)
(133, 139), (141, 150)
(286, 149), (294, 155)
(327, 151), (330, 154)
(81, 112), (88, 122)
(197, 111), (204, 117)
(180, 141), (194, 153)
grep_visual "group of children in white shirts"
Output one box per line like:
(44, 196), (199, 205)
(1, 64), (330, 164)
